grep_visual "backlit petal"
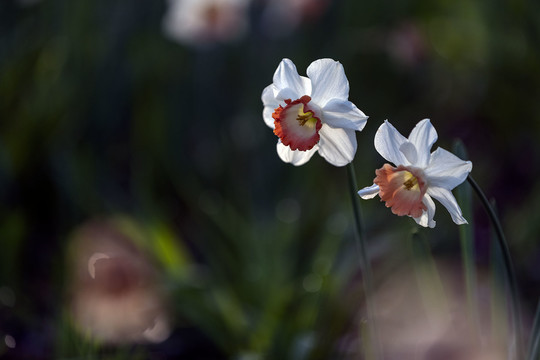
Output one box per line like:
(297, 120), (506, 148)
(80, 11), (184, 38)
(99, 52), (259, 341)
(317, 125), (356, 167)
(399, 141), (418, 165)
(374, 120), (409, 166)
(358, 184), (380, 199)
(276, 141), (318, 166)
(262, 84), (279, 128)
(322, 99), (368, 131)
(427, 186), (468, 225)
(273, 59), (309, 101)
(407, 119), (437, 167)
(414, 194), (436, 228)
(299, 76), (312, 96)
(307, 59), (349, 106)
(424, 147), (472, 190)
(274, 76), (312, 103)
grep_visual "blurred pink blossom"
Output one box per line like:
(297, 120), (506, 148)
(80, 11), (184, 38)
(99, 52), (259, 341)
(386, 22), (427, 68)
(343, 263), (507, 360)
(67, 219), (170, 344)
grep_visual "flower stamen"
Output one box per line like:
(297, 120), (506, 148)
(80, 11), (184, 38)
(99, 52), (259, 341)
(297, 111), (313, 125)
(403, 174), (419, 190)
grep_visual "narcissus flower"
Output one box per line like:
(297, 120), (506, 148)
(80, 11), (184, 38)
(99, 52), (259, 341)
(358, 119), (472, 228)
(262, 58), (368, 166)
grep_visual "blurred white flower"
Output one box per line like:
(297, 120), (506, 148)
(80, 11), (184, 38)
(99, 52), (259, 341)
(262, 58), (368, 166)
(162, 0), (250, 46)
(68, 220), (170, 344)
(358, 119), (472, 227)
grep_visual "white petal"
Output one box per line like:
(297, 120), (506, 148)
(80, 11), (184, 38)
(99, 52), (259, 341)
(407, 119), (438, 167)
(424, 147), (473, 190)
(358, 184), (380, 199)
(276, 141), (318, 166)
(427, 186), (468, 225)
(299, 76), (312, 96)
(399, 141), (418, 164)
(262, 83), (277, 106)
(374, 120), (409, 166)
(272, 59), (309, 101)
(317, 125), (357, 167)
(322, 99), (368, 131)
(262, 84), (279, 128)
(263, 107), (276, 129)
(413, 194), (436, 228)
(306, 59), (349, 106)
(275, 75), (312, 101)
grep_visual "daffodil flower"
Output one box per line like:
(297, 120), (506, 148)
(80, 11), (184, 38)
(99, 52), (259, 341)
(358, 119), (472, 228)
(262, 58), (368, 166)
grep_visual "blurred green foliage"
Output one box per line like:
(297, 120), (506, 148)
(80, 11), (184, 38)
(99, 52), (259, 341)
(1, 0), (540, 358)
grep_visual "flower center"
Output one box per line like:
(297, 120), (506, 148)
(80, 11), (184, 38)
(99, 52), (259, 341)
(374, 164), (427, 218)
(403, 172), (419, 190)
(272, 95), (322, 151)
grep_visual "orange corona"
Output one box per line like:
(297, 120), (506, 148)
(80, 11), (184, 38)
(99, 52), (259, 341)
(374, 164), (428, 218)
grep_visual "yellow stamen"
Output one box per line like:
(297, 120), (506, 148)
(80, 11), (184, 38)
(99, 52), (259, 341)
(296, 105), (316, 127)
(403, 172), (419, 191)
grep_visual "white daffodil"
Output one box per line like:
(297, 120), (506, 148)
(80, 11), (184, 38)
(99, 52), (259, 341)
(358, 119), (472, 228)
(262, 58), (368, 167)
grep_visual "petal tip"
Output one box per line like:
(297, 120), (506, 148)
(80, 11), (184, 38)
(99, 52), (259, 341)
(358, 184), (380, 199)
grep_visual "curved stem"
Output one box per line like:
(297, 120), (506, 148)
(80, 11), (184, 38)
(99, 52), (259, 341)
(453, 141), (480, 337)
(347, 163), (379, 360)
(467, 175), (523, 359)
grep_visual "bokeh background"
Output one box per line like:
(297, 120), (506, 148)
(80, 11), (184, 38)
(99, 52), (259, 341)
(1, 0), (540, 358)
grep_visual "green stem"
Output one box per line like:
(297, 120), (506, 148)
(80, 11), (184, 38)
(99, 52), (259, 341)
(453, 141), (480, 338)
(347, 163), (379, 360)
(459, 212), (481, 336)
(467, 175), (523, 359)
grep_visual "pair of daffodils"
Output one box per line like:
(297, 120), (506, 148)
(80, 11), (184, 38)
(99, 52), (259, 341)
(262, 58), (472, 228)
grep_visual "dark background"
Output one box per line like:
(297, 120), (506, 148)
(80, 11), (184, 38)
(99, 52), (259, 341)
(1, 0), (540, 358)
